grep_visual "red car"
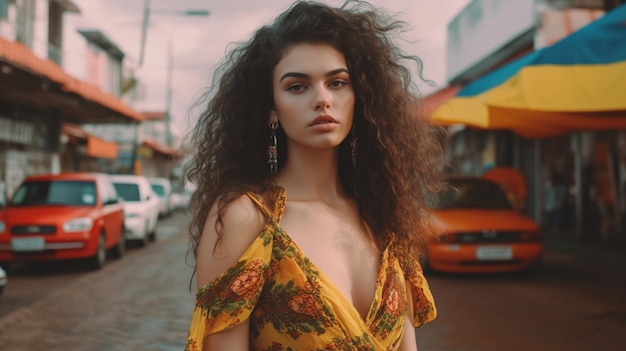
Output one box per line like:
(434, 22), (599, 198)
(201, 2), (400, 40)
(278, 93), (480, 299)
(0, 173), (125, 270)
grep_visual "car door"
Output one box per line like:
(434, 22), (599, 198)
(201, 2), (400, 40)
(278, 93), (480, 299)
(98, 177), (124, 246)
(140, 178), (160, 229)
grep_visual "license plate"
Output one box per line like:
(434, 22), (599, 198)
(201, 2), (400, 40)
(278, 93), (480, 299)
(12, 237), (45, 252)
(476, 246), (513, 260)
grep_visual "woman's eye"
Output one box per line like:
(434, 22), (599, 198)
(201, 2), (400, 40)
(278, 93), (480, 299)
(287, 84), (306, 92)
(329, 79), (347, 88)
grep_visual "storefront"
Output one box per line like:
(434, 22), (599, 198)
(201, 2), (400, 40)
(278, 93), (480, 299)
(0, 100), (61, 203)
(0, 37), (143, 203)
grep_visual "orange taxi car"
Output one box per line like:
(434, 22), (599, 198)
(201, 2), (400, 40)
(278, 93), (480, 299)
(0, 173), (125, 269)
(425, 176), (543, 273)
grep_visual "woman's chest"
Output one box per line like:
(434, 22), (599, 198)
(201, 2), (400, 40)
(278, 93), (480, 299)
(278, 205), (381, 318)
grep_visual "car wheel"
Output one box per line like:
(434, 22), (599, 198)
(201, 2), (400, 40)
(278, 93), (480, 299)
(0, 261), (12, 272)
(148, 217), (157, 242)
(112, 226), (126, 258)
(139, 220), (150, 247)
(89, 233), (107, 270)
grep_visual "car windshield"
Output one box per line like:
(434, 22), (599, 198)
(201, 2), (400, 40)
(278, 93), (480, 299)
(10, 180), (97, 207)
(151, 184), (165, 197)
(435, 179), (513, 210)
(113, 183), (141, 202)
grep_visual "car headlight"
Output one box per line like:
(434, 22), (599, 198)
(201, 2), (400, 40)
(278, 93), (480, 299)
(63, 217), (93, 233)
(0, 220), (5, 234)
(125, 212), (141, 219)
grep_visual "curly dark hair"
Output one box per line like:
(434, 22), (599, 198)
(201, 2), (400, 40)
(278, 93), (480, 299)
(184, 0), (447, 274)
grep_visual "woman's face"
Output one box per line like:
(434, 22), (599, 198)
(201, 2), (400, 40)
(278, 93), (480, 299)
(272, 43), (355, 151)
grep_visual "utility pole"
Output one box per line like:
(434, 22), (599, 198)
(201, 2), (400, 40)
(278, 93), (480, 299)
(138, 0), (209, 68)
(165, 39), (173, 147)
(139, 0), (150, 67)
(136, 1), (209, 147)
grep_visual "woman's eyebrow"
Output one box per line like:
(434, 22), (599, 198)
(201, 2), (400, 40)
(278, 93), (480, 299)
(279, 68), (349, 82)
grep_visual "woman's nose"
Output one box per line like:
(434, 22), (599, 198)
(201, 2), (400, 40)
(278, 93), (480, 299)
(313, 86), (331, 110)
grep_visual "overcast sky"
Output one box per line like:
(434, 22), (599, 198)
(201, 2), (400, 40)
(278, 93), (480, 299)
(64, 0), (470, 137)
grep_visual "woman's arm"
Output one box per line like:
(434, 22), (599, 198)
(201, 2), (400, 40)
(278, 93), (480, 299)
(196, 194), (266, 350)
(398, 278), (419, 351)
(203, 321), (250, 351)
(398, 315), (419, 351)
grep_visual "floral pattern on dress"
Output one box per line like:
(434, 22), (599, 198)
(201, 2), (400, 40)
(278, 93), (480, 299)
(252, 236), (335, 340)
(369, 256), (408, 340)
(397, 252), (437, 326)
(195, 257), (267, 327)
(185, 188), (437, 351)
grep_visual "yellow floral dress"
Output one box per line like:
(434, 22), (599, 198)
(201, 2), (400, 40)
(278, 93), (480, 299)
(186, 188), (436, 351)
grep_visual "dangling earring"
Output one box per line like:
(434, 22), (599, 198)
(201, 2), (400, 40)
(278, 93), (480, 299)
(350, 128), (358, 168)
(268, 122), (278, 175)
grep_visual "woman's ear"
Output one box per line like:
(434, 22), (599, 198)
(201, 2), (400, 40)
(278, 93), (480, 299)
(268, 111), (279, 125)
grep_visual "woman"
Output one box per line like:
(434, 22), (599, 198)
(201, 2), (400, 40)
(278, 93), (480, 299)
(184, 1), (447, 350)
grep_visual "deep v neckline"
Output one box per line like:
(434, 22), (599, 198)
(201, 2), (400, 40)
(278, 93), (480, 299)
(246, 186), (388, 323)
(274, 223), (388, 324)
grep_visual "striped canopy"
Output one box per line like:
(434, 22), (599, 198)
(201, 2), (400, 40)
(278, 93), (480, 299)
(431, 4), (626, 138)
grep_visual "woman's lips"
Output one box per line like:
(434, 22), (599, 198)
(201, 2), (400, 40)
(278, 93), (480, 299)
(309, 115), (339, 126)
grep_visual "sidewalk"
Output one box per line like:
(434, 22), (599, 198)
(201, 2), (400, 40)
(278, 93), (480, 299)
(542, 231), (626, 276)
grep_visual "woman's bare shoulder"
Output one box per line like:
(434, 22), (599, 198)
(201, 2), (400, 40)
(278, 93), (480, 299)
(219, 193), (266, 226)
(196, 193), (267, 288)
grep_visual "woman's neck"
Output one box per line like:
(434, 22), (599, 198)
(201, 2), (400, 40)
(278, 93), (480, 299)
(274, 147), (346, 204)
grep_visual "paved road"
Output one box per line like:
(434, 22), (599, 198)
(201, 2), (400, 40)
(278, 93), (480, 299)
(416, 247), (626, 351)
(0, 212), (196, 351)
(1, 211), (625, 351)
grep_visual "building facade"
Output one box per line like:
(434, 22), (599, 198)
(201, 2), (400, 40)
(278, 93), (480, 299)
(440, 0), (626, 243)
(0, 0), (143, 204)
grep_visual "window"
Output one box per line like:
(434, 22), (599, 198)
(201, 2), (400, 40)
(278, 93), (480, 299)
(0, 0), (9, 19)
(113, 183), (141, 202)
(436, 179), (513, 210)
(10, 180), (97, 206)
(16, 0), (35, 47)
(48, 1), (63, 64)
(150, 184), (165, 196)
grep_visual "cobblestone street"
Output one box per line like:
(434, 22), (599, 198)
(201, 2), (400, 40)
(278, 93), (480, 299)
(0, 213), (196, 351)
(1, 211), (626, 351)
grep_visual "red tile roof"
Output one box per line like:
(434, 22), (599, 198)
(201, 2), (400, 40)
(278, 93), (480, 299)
(62, 123), (91, 139)
(0, 37), (144, 122)
(141, 111), (167, 120)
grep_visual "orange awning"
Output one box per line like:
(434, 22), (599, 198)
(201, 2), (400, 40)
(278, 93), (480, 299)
(87, 136), (118, 159)
(62, 123), (118, 159)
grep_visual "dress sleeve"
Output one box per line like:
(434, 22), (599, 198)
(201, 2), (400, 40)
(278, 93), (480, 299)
(185, 229), (273, 350)
(398, 253), (437, 328)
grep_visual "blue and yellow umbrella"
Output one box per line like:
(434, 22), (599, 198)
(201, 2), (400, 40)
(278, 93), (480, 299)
(431, 4), (626, 138)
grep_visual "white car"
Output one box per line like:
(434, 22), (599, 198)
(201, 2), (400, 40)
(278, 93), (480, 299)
(110, 175), (160, 246)
(170, 191), (192, 212)
(0, 266), (7, 297)
(148, 177), (173, 218)
(170, 181), (196, 212)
